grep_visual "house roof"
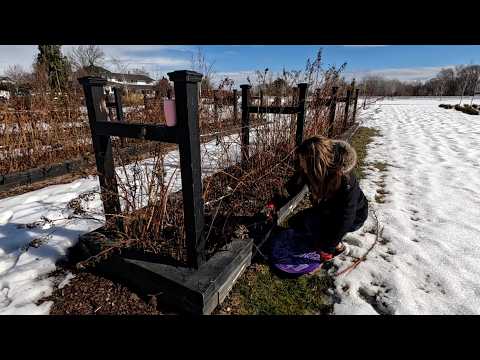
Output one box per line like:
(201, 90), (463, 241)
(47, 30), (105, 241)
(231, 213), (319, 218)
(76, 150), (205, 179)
(80, 65), (154, 83)
(83, 65), (111, 74)
(0, 76), (14, 83)
(105, 82), (156, 91)
(110, 72), (154, 83)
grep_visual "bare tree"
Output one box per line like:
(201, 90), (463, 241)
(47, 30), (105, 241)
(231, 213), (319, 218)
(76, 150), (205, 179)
(109, 57), (131, 95)
(191, 47), (215, 95)
(130, 67), (151, 77)
(5, 64), (31, 84)
(68, 45), (105, 71)
(471, 74), (480, 105)
(457, 65), (472, 105)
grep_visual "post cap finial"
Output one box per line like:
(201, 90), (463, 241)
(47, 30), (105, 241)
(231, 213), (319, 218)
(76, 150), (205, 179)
(240, 84), (251, 89)
(167, 70), (203, 83)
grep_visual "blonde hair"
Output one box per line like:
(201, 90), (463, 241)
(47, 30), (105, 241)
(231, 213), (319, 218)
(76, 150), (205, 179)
(296, 136), (345, 203)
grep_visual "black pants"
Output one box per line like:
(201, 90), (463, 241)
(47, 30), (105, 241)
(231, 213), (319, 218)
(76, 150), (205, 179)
(288, 207), (366, 252)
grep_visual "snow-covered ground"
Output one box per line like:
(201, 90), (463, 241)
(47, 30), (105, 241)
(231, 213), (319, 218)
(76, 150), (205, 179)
(333, 97), (480, 315)
(4, 95), (479, 315)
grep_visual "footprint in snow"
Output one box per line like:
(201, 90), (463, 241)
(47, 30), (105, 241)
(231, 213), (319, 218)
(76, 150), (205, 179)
(357, 286), (395, 315)
(0, 210), (13, 225)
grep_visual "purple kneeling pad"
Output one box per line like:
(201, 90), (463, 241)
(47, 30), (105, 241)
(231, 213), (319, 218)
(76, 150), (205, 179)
(270, 228), (322, 275)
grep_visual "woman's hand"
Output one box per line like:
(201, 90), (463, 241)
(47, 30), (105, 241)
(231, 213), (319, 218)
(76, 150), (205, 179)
(262, 202), (277, 222)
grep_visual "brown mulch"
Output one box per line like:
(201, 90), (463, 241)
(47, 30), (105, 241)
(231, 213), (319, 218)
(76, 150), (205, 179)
(42, 270), (166, 315)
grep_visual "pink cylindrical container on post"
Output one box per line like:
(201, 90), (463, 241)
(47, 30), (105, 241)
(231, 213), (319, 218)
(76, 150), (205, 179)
(164, 99), (177, 126)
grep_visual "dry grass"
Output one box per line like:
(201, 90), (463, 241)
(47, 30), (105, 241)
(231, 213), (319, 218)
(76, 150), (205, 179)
(0, 103), (90, 174)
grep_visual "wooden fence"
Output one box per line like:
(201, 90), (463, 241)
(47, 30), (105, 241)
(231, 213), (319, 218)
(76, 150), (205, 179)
(1, 81), (360, 193)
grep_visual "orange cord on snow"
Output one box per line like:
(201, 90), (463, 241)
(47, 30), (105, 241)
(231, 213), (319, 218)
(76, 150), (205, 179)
(335, 210), (383, 277)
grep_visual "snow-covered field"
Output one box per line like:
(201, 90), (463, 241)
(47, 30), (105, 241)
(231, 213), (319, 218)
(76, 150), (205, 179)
(333, 97), (480, 315)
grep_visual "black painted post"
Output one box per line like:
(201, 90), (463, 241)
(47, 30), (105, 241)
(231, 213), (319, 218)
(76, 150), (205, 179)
(344, 88), (352, 131)
(314, 88), (321, 105)
(233, 89), (238, 122)
(113, 87), (126, 147)
(113, 87), (124, 121)
(295, 83), (308, 146)
(328, 86), (338, 137)
(292, 86), (298, 106)
(167, 70), (205, 269)
(213, 89), (218, 118)
(79, 77), (122, 226)
(260, 90), (264, 107)
(352, 88), (360, 124)
(106, 90), (114, 121)
(240, 84), (251, 165)
(350, 79), (356, 123)
(363, 84), (367, 110)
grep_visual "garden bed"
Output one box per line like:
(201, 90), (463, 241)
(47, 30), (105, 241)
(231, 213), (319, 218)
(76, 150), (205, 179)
(453, 104), (479, 115)
(439, 104), (454, 109)
(69, 142), (300, 314)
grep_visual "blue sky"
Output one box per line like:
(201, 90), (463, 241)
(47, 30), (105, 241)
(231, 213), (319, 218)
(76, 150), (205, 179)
(2, 45), (480, 84)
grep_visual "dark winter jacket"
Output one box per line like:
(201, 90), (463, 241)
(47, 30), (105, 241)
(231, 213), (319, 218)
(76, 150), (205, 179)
(273, 140), (368, 251)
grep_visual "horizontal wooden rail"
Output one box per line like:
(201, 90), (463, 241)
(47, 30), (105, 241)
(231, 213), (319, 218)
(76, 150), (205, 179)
(247, 105), (299, 114)
(94, 121), (179, 143)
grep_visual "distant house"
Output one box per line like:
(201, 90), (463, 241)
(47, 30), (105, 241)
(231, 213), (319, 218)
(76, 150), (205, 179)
(0, 76), (15, 100)
(0, 76), (14, 84)
(79, 65), (156, 95)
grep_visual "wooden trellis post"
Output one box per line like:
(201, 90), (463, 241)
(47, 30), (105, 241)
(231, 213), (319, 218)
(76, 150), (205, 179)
(343, 88), (352, 131)
(168, 70), (206, 268)
(213, 89), (218, 118)
(79, 77), (122, 226)
(233, 89), (238, 122)
(292, 86), (298, 106)
(106, 90), (115, 121)
(295, 83), (308, 146)
(328, 86), (338, 137)
(113, 87), (124, 121)
(240, 84), (251, 165)
(352, 88), (360, 124)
